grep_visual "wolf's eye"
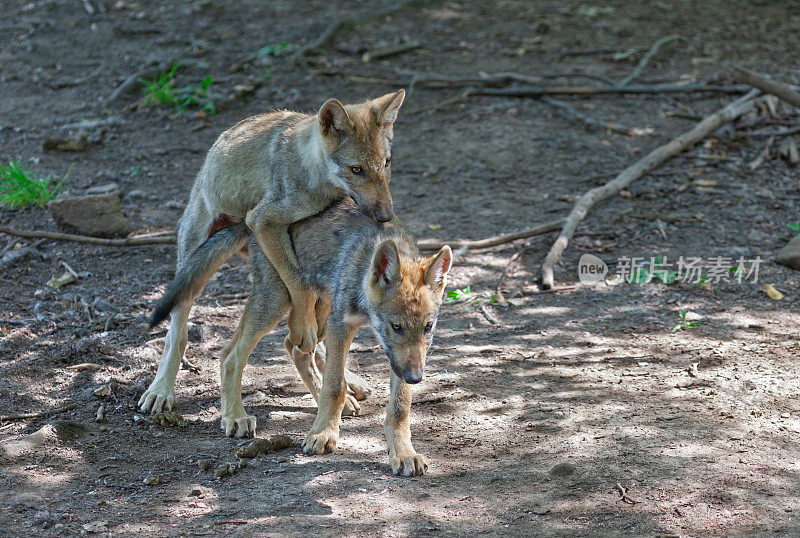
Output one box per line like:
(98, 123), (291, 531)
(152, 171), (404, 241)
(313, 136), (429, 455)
(390, 323), (403, 334)
(384, 157), (391, 167)
(349, 166), (363, 175)
(424, 322), (433, 333)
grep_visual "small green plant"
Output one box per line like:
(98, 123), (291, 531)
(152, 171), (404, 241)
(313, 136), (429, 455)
(787, 222), (800, 238)
(628, 256), (678, 284)
(256, 42), (289, 57)
(0, 161), (70, 209)
(445, 286), (472, 304)
(140, 62), (217, 115)
(671, 309), (696, 333)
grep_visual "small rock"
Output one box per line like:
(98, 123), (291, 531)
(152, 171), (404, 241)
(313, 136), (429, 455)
(85, 183), (119, 195)
(96, 404), (105, 422)
(549, 462), (577, 477)
(43, 133), (88, 151)
(190, 486), (203, 496)
(143, 474), (161, 486)
(92, 297), (118, 313)
(198, 459), (212, 471)
(125, 189), (146, 202)
(215, 462), (238, 478)
(48, 193), (132, 238)
(162, 200), (185, 210)
(93, 384), (112, 397)
(777, 235), (800, 270)
(150, 411), (187, 427)
(236, 435), (293, 458)
(82, 520), (108, 533)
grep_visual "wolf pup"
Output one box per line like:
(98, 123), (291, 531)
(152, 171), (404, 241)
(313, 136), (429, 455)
(139, 90), (405, 415)
(151, 199), (452, 476)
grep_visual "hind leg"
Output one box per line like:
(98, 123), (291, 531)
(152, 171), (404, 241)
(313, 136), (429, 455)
(139, 195), (211, 414)
(220, 240), (290, 437)
(286, 337), (361, 416)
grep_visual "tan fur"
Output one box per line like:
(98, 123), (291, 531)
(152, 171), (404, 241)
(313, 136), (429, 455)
(139, 91), (405, 417)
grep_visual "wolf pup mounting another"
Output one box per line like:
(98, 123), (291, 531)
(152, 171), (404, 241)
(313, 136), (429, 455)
(139, 90), (405, 415)
(150, 199), (452, 476)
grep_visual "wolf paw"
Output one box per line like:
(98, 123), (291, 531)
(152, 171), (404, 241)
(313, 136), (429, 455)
(221, 415), (257, 438)
(138, 386), (174, 414)
(389, 451), (428, 477)
(345, 370), (372, 401)
(341, 393), (361, 416)
(302, 429), (338, 455)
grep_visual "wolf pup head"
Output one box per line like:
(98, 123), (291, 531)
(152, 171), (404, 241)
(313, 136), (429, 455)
(318, 90), (405, 223)
(366, 240), (453, 383)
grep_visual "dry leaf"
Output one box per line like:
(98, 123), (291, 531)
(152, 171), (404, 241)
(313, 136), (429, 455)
(46, 272), (78, 289)
(764, 284), (784, 300)
(428, 224), (442, 230)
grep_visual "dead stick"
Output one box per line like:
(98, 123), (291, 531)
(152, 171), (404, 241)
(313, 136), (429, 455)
(291, 0), (425, 64)
(0, 402), (78, 422)
(540, 89), (759, 289)
(362, 41), (421, 62)
(734, 67), (800, 108)
(468, 84), (749, 98)
(540, 96), (650, 136)
(0, 226), (177, 246)
(417, 218), (564, 252)
(618, 35), (678, 87)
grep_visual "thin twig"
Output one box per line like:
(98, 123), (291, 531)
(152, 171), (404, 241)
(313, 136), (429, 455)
(290, 0), (426, 64)
(417, 218), (564, 252)
(734, 67), (800, 108)
(0, 226), (177, 246)
(494, 244), (530, 302)
(468, 84), (749, 98)
(540, 96), (652, 136)
(0, 402), (78, 422)
(540, 89), (759, 289)
(479, 304), (502, 326)
(362, 41), (421, 62)
(618, 35), (678, 87)
(614, 483), (639, 505)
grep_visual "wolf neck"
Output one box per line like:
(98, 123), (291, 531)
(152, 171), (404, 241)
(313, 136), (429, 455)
(300, 123), (347, 195)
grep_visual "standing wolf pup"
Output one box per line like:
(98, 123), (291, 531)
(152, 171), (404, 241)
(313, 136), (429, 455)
(139, 90), (405, 415)
(151, 199), (452, 476)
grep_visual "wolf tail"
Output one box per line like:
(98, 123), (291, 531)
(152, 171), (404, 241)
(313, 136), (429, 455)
(149, 224), (249, 328)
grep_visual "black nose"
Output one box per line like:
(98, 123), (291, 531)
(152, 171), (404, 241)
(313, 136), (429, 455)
(403, 370), (423, 384)
(374, 208), (393, 223)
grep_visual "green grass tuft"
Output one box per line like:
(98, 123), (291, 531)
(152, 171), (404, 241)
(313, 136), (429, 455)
(139, 61), (217, 115)
(0, 161), (70, 209)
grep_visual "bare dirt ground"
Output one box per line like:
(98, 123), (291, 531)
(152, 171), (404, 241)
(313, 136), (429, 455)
(2, 1), (800, 535)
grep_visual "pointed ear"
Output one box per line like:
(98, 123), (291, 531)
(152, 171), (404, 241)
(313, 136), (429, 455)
(424, 245), (452, 291)
(370, 239), (401, 292)
(373, 89), (405, 126)
(319, 98), (353, 137)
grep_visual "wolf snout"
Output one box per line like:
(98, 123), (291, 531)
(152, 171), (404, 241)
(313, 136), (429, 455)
(373, 205), (394, 223)
(402, 368), (424, 384)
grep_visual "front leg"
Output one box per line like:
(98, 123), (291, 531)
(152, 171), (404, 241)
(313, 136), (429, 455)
(301, 322), (359, 455)
(246, 205), (317, 353)
(385, 371), (427, 477)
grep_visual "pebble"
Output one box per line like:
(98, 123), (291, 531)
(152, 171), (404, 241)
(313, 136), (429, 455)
(142, 474), (161, 486)
(549, 462), (577, 477)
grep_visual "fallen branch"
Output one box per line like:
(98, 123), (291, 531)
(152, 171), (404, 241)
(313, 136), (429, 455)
(734, 66), (800, 108)
(468, 84), (749, 98)
(291, 0), (425, 64)
(618, 35), (678, 87)
(614, 483), (639, 505)
(0, 226), (177, 246)
(362, 41), (421, 62)
(0, 402), (78, 422)
(540, 96), (652, 136)
(417, 218), (564, 252)
(540, 89), (759, 288)
(350, 71), (544, 89)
